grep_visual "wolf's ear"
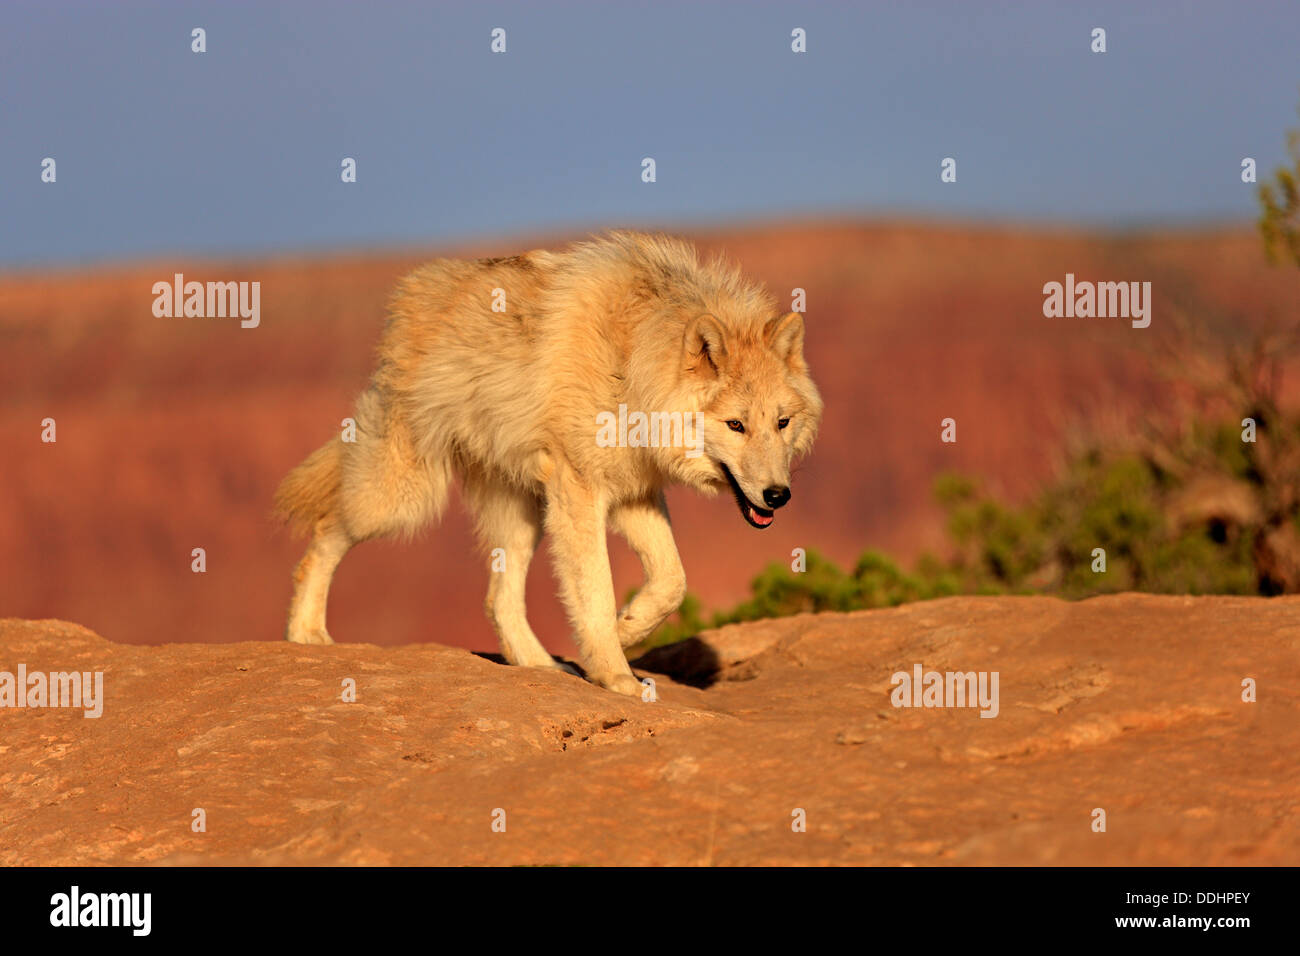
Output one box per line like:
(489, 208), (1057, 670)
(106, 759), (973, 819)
(684, 313), (728, 375)
(765, 311), (805, 363)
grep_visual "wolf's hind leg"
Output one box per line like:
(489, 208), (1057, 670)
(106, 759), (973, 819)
(286, 516), (354, 644)
(610, 493), (687, 648)
(465, 477), (563, 670)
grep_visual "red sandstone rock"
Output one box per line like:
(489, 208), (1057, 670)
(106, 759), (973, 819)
(2, 593), (1296, 865)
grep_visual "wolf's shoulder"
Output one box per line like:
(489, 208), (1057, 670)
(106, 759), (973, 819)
(559, 231), (698, 273)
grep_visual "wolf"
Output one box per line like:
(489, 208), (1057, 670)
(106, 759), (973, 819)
(273, 232), (822, 695)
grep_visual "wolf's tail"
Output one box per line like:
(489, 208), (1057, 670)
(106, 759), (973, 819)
(272, 439), (343, 537)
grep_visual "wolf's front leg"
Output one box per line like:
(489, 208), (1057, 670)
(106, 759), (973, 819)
(610, 494), (687, 648)
(544, 476), (642, 696)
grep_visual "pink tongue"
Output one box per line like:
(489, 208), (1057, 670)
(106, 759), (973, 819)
(748, 504), (774, 526)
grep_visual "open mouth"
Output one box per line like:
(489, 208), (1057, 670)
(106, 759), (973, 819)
(719, 463), (775, 529)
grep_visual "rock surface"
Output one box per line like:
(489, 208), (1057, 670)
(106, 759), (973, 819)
(2, 593), (1297, 865)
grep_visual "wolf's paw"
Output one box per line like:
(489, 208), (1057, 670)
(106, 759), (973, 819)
(287, 627), (334, 645)
(593, 672), (645, 698)
(520, 657), (580, 677)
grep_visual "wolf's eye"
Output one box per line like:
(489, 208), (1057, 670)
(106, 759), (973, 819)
(777, 417), (790, 430)
(725, 420), (745, 433)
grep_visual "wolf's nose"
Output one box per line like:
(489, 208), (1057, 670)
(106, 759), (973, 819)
(763, 486), (791, 509)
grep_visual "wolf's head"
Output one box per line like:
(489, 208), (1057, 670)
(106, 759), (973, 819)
(679, 310), (823, 529)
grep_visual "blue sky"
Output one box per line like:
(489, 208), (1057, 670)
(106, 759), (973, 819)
(2, 0), (1298, 268)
